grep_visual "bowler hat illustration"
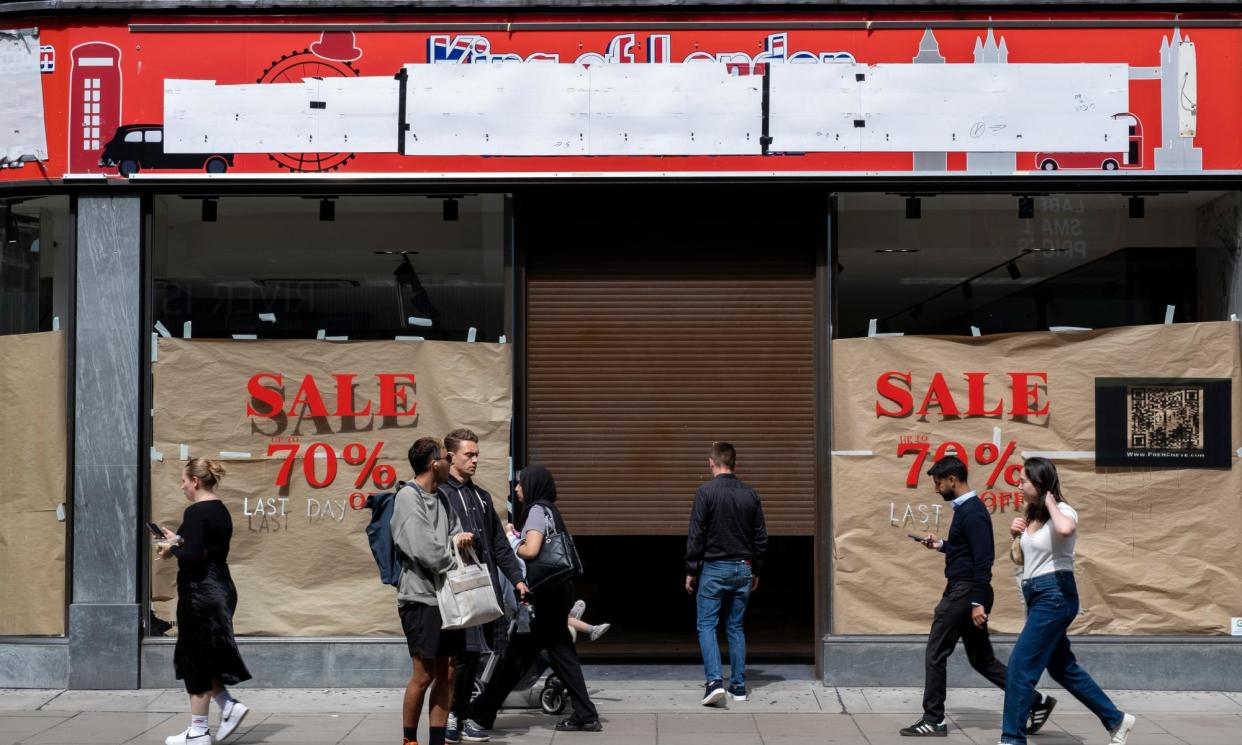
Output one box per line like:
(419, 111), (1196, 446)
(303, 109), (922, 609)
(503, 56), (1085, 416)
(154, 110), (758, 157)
(310, 31), (363, 62)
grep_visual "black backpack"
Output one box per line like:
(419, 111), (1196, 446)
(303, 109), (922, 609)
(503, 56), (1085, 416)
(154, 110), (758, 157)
(364, 483), (406, 587)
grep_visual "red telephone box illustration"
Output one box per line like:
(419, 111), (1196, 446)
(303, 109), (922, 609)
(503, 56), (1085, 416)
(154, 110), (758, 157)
(69, 42), (122, 173)
(1034, 113), (1144, 171)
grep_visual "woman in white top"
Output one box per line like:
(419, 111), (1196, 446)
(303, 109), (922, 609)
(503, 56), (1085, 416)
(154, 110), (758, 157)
(997, 457), (1136, 745)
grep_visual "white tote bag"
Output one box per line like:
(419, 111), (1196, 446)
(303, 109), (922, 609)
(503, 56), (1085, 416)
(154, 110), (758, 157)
(437, 543), (503, 630)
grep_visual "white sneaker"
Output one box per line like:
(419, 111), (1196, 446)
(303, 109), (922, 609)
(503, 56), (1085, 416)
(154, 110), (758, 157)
(165, 727), (212, 745)
(589, 623), (611, 641)
(217, 702), (250, 742)
(1108, 713), (1136, 745)
(570, 600), (586, 620)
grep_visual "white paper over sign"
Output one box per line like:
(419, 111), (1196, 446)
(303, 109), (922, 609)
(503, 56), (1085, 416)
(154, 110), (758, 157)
(0, 29), (50, 164)
(164, 77), (400, 154)
(769, 63), (1130, 153)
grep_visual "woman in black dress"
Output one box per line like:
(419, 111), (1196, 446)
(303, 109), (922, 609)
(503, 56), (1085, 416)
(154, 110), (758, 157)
(156, 458), (252, 745)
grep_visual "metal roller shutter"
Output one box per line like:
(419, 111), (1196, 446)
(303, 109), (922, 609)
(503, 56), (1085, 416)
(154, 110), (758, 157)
(523, 191), (818, 536)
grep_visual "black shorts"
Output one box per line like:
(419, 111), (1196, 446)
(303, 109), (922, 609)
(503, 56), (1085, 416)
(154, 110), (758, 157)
(399, 602), (466, 660)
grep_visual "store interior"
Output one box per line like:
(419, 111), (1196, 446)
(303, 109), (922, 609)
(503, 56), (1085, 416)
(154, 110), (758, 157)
(132, 188), (1242, 660)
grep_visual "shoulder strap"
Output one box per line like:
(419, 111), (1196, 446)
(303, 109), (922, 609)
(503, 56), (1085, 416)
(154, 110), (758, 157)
(534, 501), (567, 535)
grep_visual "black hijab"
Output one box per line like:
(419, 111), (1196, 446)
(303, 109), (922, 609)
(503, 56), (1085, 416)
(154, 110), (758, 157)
(519, 464), (557, 504)
(519, 464), (566, 533)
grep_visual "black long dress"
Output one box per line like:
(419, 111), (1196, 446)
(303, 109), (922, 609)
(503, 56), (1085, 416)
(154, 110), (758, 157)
(171, 499), (251, 694)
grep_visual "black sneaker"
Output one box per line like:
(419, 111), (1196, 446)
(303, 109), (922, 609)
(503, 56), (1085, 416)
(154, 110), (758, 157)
(554, 719), (602, 732)
(445, 713), (461, 744)
(727, 684), (748, 702)
(701, 680), (727, 707)
(899, 719), (947, 737)
(460, 720), (490, 743)
(1028, 694), (1057, 735)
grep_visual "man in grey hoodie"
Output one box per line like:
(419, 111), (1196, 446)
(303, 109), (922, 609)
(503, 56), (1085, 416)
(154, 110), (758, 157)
(392, 437), (474, 745)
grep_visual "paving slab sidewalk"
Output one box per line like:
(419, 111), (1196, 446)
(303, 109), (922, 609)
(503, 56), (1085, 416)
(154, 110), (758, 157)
(2, 683), (1238, 745)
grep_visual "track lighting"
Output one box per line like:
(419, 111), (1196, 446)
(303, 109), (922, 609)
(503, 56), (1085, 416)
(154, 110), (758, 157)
(1129, 195), (1145, 219)
(443, 198), (458, 222)
(1007, 262), (1022, 280)
(1018, 196), (1034, 219)
(906, 196), (921, 219)
(201, 198), (217, 222)
(962, 282), (974, 300)
(320, 198), (335, 222)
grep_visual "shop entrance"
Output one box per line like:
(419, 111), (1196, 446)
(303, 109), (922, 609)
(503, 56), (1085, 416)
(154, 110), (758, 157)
(520, 188), (821, 659)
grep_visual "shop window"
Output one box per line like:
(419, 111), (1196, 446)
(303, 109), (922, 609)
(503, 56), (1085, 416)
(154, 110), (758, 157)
(0, 196), (71, 636)
(151, 195), (509, 342)
(837, 192), (1235, 337)
(147, 194), (513, 638)
(830, 191), (1242, 638)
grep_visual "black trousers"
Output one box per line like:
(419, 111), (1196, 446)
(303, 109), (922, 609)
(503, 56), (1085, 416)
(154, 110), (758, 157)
(922, 580), (1008, 723)
(452, 652), (482, 718)
(450, 618), (508, 718)
(468, 583), (598, 727)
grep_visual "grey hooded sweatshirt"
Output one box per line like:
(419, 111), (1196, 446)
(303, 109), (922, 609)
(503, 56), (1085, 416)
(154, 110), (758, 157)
(391, 480), (462, 606)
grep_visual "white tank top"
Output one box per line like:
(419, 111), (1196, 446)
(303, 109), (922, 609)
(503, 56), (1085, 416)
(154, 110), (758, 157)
(1020, 502), (1079, 580)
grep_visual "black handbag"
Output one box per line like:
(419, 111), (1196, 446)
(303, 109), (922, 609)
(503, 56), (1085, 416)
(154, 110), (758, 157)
(524, 505), (583, 591)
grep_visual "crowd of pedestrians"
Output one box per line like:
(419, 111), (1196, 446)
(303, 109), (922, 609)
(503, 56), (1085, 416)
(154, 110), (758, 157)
(153, 444), (1124, 745)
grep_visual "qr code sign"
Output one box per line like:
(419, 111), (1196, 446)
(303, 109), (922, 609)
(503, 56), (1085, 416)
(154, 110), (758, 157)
(1126, 386), (1204, 450)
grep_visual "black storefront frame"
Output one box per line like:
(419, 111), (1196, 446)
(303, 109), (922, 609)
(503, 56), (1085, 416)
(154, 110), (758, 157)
(0, 190), (77, 652)
(2, 176), (1240, 689)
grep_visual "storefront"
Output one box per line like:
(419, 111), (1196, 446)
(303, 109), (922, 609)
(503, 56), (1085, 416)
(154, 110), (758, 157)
(1, 3), (1240, 690)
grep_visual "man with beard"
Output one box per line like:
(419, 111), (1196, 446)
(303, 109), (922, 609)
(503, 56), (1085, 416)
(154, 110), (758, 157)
(900, 456), (1056, 738)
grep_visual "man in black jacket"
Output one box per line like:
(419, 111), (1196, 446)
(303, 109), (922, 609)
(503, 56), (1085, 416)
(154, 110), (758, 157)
(900, 456), (1055, 738)
(684, 441), (767, 708)
(439, 429), (528, 744)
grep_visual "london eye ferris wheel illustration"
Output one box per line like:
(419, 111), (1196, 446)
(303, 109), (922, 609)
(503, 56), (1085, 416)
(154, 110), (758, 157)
(256, 32), (364, 173)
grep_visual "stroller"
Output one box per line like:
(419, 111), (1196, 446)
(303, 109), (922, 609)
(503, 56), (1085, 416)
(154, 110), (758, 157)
(472, 614), (570, 715)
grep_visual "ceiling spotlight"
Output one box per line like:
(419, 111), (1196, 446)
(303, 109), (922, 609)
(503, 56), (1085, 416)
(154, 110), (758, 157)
(962, 282), (974, 300)
(201, 198), (217, 223)
(1007, 262), (1022, 280)
(1129, 195), (1145, 219)
(905, 196), (921, 219)
(443, 198), (459, 222)
(319, 198), (335, 222)
(1018, 196), (1034, 219)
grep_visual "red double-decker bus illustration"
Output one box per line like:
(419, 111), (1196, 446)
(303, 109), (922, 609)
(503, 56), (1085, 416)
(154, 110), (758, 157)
(69, 42), (122, 174)
(1035, 113), (1143, 171)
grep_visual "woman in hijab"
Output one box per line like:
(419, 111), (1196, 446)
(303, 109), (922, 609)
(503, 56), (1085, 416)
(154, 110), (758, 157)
(465, 465), (602, 734)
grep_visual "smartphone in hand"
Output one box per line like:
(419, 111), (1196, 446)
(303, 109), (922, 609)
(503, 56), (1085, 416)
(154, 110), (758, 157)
(147, 522), (165, 540)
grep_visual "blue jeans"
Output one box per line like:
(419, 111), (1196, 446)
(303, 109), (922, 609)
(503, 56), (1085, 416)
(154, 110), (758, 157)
(696, 560), (753, 687)
(1001, 571), (1124, 745)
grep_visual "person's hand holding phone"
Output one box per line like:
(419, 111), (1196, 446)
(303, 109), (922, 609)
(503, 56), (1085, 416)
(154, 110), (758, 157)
(152, 524), (177, 560)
